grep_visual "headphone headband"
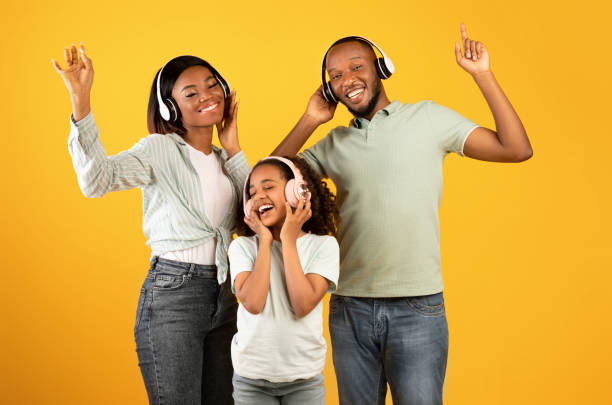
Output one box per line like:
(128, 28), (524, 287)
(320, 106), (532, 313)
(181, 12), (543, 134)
(320, 36), (395, 103)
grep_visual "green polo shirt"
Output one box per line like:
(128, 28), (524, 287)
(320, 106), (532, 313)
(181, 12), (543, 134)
(301, 100), (478, 297)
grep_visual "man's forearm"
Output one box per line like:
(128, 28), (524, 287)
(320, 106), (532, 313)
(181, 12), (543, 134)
(473, 70), (532, 159)
(271, 114), (321, 156)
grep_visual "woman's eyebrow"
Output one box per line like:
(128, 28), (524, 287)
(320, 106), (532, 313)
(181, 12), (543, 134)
(180, 76), (215, 93)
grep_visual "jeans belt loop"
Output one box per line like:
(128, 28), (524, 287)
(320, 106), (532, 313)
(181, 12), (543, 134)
(186, 263), (196, 280)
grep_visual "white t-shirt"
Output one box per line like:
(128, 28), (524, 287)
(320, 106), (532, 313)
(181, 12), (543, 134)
(162, 144), (233, 264)
(228, 233), (339, 382)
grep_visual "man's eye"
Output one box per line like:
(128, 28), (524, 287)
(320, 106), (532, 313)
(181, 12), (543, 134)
(352, 65), (362, 71)
(331, 74), (341, 81)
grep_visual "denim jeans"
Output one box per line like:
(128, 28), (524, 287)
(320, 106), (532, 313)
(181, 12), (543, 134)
(329, 293), (448, 405)
(134, 257), (238, 405)
(232, 373), (325, 405)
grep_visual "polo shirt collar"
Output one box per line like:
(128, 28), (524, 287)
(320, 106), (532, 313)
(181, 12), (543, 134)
(351, 100), (402, 129)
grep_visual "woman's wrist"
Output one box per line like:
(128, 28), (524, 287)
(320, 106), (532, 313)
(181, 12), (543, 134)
(70, 92), (91, 122)
(225, 146), (241, 159)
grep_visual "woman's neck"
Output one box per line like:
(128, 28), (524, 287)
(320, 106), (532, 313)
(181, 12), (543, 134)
(183, 125), (214, 155)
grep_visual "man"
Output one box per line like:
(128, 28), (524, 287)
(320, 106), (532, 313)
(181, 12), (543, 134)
(272, 24), (532, 405)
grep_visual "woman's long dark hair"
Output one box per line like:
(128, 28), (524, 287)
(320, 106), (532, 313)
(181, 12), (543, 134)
(147, 56), (217, 136)
(235, 156), (339, 237)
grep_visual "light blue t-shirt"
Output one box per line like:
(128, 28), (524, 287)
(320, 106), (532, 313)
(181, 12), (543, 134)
(228, 234), (339, 382)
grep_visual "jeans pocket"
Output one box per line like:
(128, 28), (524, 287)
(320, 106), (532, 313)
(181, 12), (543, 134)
(406, 293), (445, 317)
(329, 295), (345, 315)
(152, 273), (187, 291)
(134, 288), (147, 330)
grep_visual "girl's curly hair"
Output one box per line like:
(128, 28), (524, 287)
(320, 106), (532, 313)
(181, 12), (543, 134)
(235, 156), (339, 237)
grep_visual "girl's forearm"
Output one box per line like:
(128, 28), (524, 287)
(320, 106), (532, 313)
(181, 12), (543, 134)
(281, 241), (319, 317)
(237, 239), (272, 314)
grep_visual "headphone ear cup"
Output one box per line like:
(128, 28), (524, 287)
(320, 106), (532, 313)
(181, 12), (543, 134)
(244, 198), (253, 219)
(376, 57), (392, 79)
(165, 98), (180, 122)
(218, 77), (230, 98)
(323, 81), (338, 103)
(285, 179), (299, 207)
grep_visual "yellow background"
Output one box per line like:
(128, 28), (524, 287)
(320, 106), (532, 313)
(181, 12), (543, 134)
(2, 0), (611, 403)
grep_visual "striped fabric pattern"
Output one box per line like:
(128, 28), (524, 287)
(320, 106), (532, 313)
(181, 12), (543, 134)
(68, 112), (250, 284)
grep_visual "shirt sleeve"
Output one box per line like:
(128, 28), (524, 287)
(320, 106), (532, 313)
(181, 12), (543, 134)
(426, 101), (479, 156)
(299, 136), (330, 178)
(67, 112), (155, 198)
(228, 237), (256, 293)
(304, 236), (340, 292)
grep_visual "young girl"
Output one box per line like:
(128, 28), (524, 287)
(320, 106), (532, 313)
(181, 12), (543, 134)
(227, 156), (340, 405)
(53, 45), (249, 404)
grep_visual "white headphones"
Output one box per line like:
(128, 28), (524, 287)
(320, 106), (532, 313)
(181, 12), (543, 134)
(321, 36), (395, 103)
(156, 56), (231, 122)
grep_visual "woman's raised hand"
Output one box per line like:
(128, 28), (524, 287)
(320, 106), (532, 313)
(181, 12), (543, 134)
(217, 90), (241, 158)
(52, 43), (94, 121)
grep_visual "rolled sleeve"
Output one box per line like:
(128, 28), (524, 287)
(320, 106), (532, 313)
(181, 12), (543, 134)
(67, 113), (154, 198)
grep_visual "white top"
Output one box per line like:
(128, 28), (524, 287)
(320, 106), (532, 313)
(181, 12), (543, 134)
(228, 234), (340, 382)
(161, 144), (233, 265)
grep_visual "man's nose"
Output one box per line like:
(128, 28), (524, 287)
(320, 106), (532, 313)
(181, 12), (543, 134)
(342, 70), (356, 87)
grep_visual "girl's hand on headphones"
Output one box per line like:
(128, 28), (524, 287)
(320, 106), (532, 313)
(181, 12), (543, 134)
(280, 198), (312, 243)
(244, 206), (273, 245)
(303, 86), (337, 126)
(52, 43), (94, 121)
(455, 23), (490, 76)
(217, 90), (241, 158)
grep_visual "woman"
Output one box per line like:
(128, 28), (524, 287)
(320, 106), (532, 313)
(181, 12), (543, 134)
(52, 43), (249, 404)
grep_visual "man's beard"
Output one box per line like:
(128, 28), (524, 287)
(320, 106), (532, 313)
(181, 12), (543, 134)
(343, 79), (382, 118)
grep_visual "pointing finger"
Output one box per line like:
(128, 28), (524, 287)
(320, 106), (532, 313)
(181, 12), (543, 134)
(460, 23), (468, 40)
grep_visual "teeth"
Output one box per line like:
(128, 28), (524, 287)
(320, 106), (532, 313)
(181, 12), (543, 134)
(348, 89), (364, 98)
(200, 103), (218, 112)
(258, 204), (273, 213)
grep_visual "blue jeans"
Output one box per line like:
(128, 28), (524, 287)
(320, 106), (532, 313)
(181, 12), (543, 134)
(134, 257), (238, 405)
(232, 373), (325, 405)
(329, 293), (448, 405)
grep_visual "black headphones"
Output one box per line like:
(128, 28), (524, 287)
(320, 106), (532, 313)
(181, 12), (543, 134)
(321, 36), (395, 103)
(156, 56), (231, 122)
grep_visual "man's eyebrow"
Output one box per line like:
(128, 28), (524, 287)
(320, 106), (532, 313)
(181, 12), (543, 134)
(328, 56), (364, 73)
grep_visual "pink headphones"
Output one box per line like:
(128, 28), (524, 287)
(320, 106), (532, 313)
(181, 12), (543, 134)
(243, 157), (312, 219)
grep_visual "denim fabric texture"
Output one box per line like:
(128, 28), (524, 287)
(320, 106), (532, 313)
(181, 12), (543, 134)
(134, 257), (238, 405)
(232, 373), (325, 405)
(329, 293), (449, 405)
